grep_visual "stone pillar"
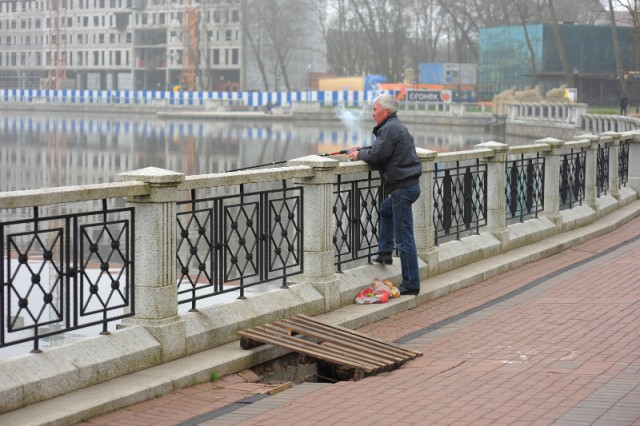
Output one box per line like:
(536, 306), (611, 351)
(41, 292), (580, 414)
(118, 167), (186, 362)
(538, 137), (565, 228)
(580, 134), (601, 211)
(475, 141), (509, 248)
(288, 156), (341, 311)
(602, 131), (621, 201)
(414, 148), (438, 277)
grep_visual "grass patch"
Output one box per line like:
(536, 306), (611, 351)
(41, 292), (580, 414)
(587, 107), (619, 115)
(210, 371), (219, 382)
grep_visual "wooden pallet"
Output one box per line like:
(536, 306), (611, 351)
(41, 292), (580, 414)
(237, 314), (422, 380)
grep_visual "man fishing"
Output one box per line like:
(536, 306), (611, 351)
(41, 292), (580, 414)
(348, 94), (422, 296)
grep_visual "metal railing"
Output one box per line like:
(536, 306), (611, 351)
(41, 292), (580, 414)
(176, 182), (303, 310)
(433, 159), (487, 244)
(332, 171), (381, 271)
(0, 182), (146, 352)
(505, 152), (545, 223)
(619, 140), (630, 188)
(596, 143), (610, 197)
(560, 148), (586, 210)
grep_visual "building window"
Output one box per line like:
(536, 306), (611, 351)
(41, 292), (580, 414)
(231, 48), (238, 65)
(213, 49), (219, 65)
(225, 30), (232, 41)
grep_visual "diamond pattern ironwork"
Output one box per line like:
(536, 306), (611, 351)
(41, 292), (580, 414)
(1, 205), (134, 352)
(505, 154), (545, 222)
(176, 183), (303, 308)
(433, 161), (487, 243)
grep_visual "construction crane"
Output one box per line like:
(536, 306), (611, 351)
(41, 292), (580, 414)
(181, 0), (199, 91)
(43, 0), (68, 90)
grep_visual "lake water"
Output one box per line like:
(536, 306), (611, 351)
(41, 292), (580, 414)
(0, 109), (506, 192)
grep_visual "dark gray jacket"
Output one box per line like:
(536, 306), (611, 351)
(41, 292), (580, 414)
(358, 113), (422, 193)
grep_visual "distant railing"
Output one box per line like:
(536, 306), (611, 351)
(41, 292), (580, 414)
(0, 88), (388, 109)
(581, 114), (640, 134)
(507, 102), (588, 126)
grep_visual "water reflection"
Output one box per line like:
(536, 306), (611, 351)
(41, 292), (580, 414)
(0, 110), (502, 192)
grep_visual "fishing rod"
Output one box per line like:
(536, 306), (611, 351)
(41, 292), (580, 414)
(223, 146), (371, 173)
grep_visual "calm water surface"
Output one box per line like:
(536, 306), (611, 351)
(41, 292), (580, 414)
(1, 109), (505, 192)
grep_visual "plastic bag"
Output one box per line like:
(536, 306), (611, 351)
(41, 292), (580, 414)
(355, 277), (402, 304)
(375, 278), (400, 299)
(355, 286), (389, 304)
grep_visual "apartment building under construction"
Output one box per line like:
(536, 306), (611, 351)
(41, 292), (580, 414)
(0, 0), (243, 91)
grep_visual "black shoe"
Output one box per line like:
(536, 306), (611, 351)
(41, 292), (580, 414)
(398, 287), (420, 296)
(374, 252), (393, 265)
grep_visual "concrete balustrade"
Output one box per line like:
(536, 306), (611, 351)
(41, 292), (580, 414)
(0, 131), (639, 414)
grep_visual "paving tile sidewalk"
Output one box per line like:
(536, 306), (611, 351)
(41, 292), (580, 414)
(81, 217), (640, 426)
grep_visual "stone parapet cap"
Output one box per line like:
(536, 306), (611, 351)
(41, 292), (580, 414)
(575, 133), (603, 143)
(601, 131), (622, 140)
(416, 147), (438, 161)
(474, 141), (509, 153)
(119, 167), (185, 185)
(535, 137), (564, 148)
(287, 155), (340, 170)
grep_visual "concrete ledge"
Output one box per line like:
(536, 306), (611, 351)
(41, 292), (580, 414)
(0, 328), (161, 414)
(507, 216), (556, 250)
(437, 233), (502, 274)
(183, 283), (327, 354)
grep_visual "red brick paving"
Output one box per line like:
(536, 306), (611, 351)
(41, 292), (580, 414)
(81, 217), (640, 425)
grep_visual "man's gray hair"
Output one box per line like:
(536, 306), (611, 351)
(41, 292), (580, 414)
(375, 94), (398, 114)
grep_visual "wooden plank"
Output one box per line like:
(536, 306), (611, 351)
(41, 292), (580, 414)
(275, 319), (404, 365)
(278, 317), (410, 361)
(292, 315), (422, 358)
(237, 329), (376, 373)
(256, 324), (388, 370)
(237, 314), (422, 379)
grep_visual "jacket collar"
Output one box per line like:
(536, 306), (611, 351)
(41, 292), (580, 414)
(373, 112), (397, 134)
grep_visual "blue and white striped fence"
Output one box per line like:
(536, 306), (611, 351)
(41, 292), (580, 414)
(0, 89), (391, 108)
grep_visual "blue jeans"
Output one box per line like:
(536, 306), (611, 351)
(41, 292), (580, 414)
(378, 184), (421, 291)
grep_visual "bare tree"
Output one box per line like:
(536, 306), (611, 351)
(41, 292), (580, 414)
(241, 0), (316, 91)
(405, 0), (445, 76)
(240, 1), (271, 90)
(615, 0), (640, 70)
(608, 0), (629, 96)
(547, 0), (575, 87)
(511, 0), (539, 87)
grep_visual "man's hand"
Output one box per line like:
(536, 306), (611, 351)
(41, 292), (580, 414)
(347, 146), (360, 161)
